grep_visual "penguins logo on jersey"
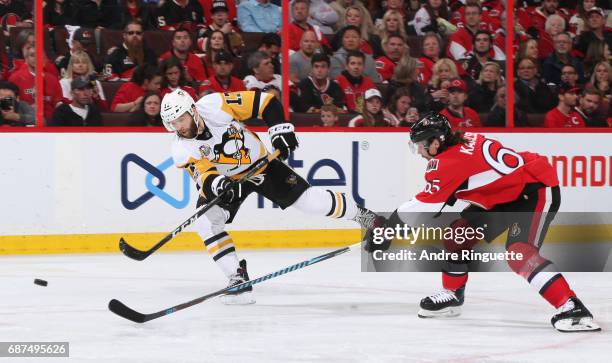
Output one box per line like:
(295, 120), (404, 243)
(199, 144), (212, 157)
(213, 125), (252, 168)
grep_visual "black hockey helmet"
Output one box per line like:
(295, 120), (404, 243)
(410, 112), (452, 145)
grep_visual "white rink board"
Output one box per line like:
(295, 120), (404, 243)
(1, 132), (611, 236)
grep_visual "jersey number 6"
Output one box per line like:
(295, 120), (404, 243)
(482, 139), (524, 175)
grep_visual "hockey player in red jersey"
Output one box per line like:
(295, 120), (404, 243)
(367, 113), (600, 332)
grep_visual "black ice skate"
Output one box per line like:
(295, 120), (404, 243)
(418, 287), (465, 318)
(353, 206), (380, 230)
(551, 297), (601, 332)
(220, 259), (255, 305)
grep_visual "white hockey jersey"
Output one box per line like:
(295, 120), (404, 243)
(171, 91), (274, 197)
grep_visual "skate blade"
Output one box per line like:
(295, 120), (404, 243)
(220, 291), (256, 305)
(418, 306), (462, 318)
(554, 317), (602, 332)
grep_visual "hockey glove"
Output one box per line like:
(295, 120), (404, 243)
(268, 123), (298, 160)
(213, 176), (242, 204)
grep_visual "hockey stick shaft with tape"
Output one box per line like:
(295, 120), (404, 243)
(119, 150), (281, 261)
(109, 242), (361, 323)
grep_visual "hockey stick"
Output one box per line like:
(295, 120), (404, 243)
(109, 242), (361, 323)
(119, 150), (281, 261)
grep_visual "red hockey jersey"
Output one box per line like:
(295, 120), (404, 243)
(544, 107), (586, 128)
(375, 56), (397, 82)
(440, 107), (482, 128)
(159, 51), (207, 82)
(335, 73), (375, 113)
(409, 133), (559, 211)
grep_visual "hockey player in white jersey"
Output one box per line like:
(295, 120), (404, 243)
(160, 89), (379, 304)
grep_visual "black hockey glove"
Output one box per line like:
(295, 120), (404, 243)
(268, 123), (298, 160)
(214, 176), (242, 204)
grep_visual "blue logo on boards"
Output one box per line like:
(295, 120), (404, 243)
(121, 153), (190, 210)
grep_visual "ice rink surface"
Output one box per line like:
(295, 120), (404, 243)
(2, 249), (611, 363)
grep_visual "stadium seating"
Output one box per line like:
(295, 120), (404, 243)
(100, 81), (126, 107)
(101, 112), (134, 126)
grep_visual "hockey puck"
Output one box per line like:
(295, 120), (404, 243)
(34, 279), (48, 287)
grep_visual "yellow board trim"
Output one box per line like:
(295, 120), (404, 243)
(0, 229), (362, 255)
(0, 225), (610, 255)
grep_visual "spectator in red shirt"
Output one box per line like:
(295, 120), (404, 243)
(447, 1), (484, 61)
(159, 56), (198, 101)
(289, 0), (330, 52)
(0, 0), (34, 27)
(537, 14), (567, 60)
(440, 78), (481, 128)
(418, 32), (444, 85)
(335, 50), (375, 113)
(198, 51), (245, 97)
(160, 28), (207, 83)
(519, 0), (567, 36)
(375, 33), (408, 82)
(9, 46), (62, 122)
(111, 64), (162, 112)
(544, 82), (584, 128)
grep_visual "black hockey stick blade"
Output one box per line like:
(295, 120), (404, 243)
(118, 238), (150, 261)
(118, 150), (281, 261)
(108, 299), (148, 323)
(109, 242), (360, 323)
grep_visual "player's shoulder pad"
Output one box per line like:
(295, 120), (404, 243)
(171, 136), (200, 168)
(195, 92), (229, 127)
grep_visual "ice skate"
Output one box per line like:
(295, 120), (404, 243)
(418, 287), (465, 318)
(355, 207), (390, 252)
(220, 259), (256, 305)
(353, 206), (380, 231)
(551, 297), (601, 332)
